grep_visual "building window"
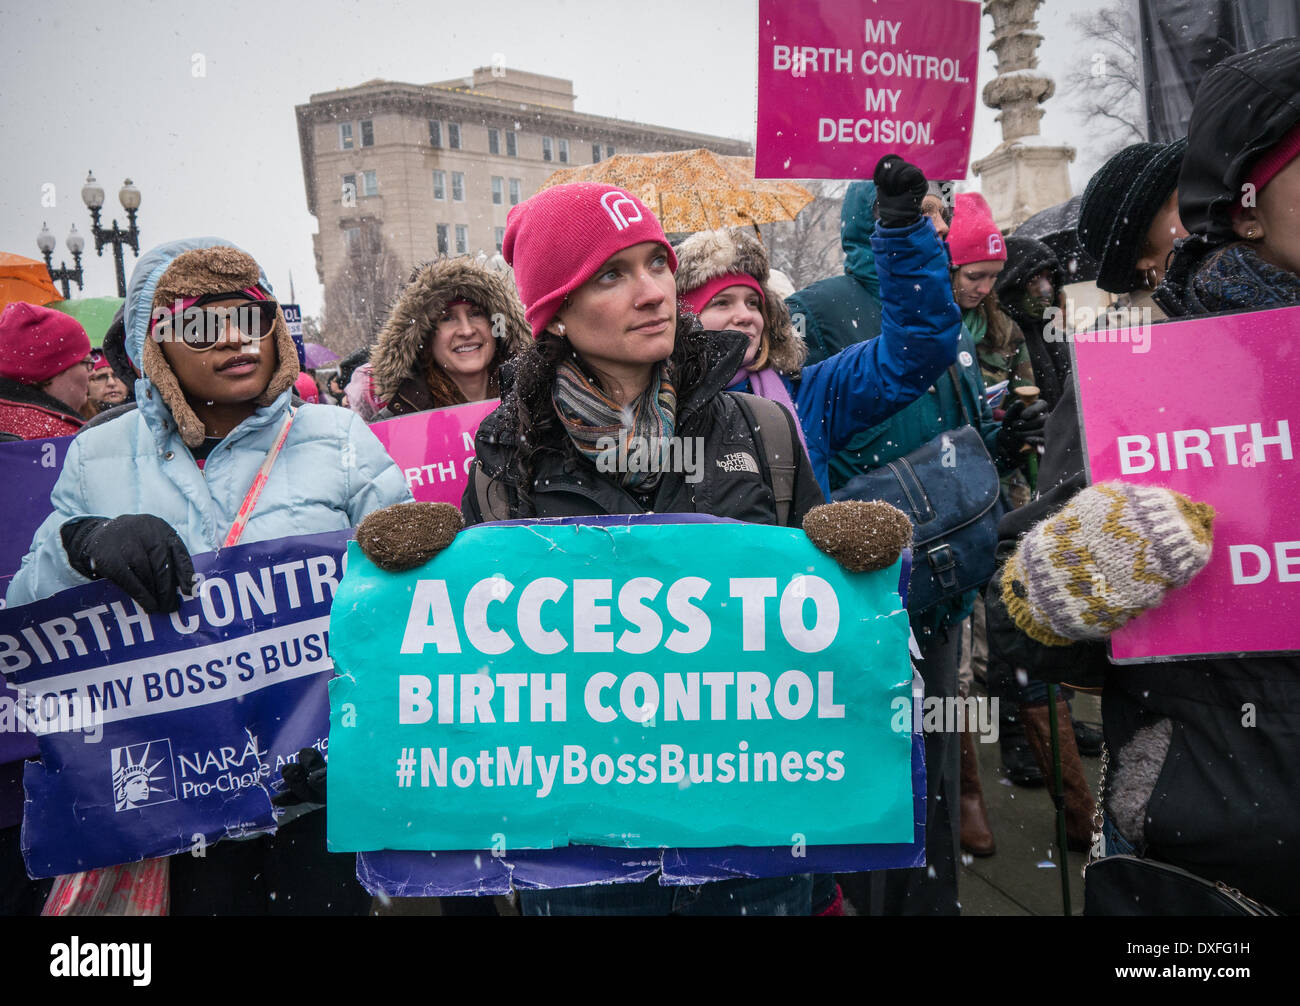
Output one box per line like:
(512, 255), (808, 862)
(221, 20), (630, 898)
(455, 225), (469, 255)
(606, 144), (615, 158)
(505, 130), (517, 157)
(429, 119), (442, 148)
(433, 170), (446, 201)
(343, 226), (361, 256)
(448, 122), (461, 149)
(488, 128), (500, 155)
(339, 123), (354, 150)
(495, 227), (505, 253)
(452, 172), (465, 202)
(362, 170), (378, 197)
(509, 178), (521, 205)
(559, 139), (569, 163)
(491, 176), (504, 205)
(592, 143), (602, 163)
(341, 173), (357, 206)
(436, 224), (449, 256)
(542, 136), (553, 162)
(360, 119), (374, 147)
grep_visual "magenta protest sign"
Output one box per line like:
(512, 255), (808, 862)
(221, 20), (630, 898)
(369, 399), (499, 506)
(1073, 306), (1300, 661)
(756, 0), (981, 181)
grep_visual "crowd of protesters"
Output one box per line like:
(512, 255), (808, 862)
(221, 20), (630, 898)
(1, 39), (1298, 917)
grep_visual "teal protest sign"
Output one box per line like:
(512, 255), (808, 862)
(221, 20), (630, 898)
(327, 521), (912, 852)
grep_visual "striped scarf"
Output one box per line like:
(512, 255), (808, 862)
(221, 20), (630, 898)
(552, 358), (677, 491)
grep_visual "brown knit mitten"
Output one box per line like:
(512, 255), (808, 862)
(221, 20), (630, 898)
(355, 502), (463, 572)
(802, 500), (913, 572)
(1001, 481), (1214, 646)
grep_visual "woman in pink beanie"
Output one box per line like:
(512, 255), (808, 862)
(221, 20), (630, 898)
(0, 302), (92, 439)
(459, 180), (828, 916)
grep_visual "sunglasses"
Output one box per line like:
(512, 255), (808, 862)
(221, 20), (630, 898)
(151, 300), (279, 351)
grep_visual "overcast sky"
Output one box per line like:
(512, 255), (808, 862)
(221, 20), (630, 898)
(1, 0), (1112, 318)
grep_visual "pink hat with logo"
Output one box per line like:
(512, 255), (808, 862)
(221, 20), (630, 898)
(502, 183), (678, 337)
(947, 192), (1007, 266)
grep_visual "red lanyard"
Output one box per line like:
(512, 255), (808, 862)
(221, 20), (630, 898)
(223, 407), (297, 548)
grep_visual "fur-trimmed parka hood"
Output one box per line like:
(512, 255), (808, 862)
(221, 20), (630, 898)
(123, 238), (298, 449)
(673, 228), (807, 376)
(370, 256), (531, 406)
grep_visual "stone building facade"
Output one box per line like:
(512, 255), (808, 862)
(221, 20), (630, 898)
(296, 67), (749, 293)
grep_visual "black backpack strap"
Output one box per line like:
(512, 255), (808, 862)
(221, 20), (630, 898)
(731, 392), (798, 527)
(469, 461), (512, 522)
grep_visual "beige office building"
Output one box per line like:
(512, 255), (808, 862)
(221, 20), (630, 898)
(296, 67), (750, 294)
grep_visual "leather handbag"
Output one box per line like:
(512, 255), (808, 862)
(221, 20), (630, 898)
(832, 368), (1001, 612)
(1084, 855), (1279, 916)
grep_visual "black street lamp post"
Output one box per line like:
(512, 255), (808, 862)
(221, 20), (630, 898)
(35, 223), (85, 299)
(81, 171), (141, 298)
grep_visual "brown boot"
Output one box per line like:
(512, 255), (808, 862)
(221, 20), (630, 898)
(959, 728), (996, 857)
(1020, 699), (1096, 852)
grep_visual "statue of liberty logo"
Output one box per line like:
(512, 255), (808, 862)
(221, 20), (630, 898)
(111, 740), (176, 811)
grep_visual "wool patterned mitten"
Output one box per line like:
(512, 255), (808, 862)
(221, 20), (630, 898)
(1001, 481), (1214, 646)
(356, 501), (463, 572)
(803, 500), (914, 573)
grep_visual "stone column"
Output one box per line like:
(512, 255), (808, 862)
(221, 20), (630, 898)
(971, 0), (1076, 231)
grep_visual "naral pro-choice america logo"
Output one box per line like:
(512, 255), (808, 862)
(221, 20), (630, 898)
(111, 739), (179, 812)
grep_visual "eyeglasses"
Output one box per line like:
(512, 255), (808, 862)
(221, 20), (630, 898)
(151, 300), (279, 352)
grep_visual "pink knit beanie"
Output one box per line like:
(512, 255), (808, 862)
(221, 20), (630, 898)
(948, 192), (1007, 267)
(502, 183), (678, 337)
(0, 302), (91, 385)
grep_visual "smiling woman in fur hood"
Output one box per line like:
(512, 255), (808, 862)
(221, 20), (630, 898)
(369, 256), (530, 420)
(675, 218), (961, 501)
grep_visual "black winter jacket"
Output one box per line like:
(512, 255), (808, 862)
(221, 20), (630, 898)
(461, 325), (825, 527)
(985, 374), (1300, 915)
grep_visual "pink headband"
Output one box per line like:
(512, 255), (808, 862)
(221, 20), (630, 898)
(1240, 121), (1300, 214)
(679, 273), (765, 316)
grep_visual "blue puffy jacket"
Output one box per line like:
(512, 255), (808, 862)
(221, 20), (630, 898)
(730, 214), (961, 501)
(786, 186), (1007, 635)
(6, 237), (412, 607)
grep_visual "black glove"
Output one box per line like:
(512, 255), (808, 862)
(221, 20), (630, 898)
(273, 748), (327, 807)
(995, 398), (1049, 465)
(61, 514), (195, 614)
(873, 155), (929, 228)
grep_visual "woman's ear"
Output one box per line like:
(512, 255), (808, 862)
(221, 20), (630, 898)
(1232, 206), (1264, 242)
(544, 315), (567, 338)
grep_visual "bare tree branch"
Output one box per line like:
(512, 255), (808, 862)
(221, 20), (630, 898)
(321, 225), (405, 357)
(1062, 0), (1147, 154)
(761, 180), (846, 291)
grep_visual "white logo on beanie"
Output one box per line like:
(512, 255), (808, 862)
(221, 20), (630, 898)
(987, 233), (1004, 255)
(600, 190), (643, 231)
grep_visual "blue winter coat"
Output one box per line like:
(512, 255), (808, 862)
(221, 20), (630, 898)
(729, 214), (961, 501)
(786, 187), (1007, 634)
(6, 237), (411, 607)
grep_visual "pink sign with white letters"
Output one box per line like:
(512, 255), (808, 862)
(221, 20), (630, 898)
(369, 399), (500, 507)
(756, 0), (981, 180)
(1073, 306), (1300, 660)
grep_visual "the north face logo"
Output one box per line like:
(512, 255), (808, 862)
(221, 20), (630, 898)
(112, 739), (178, 812)
(717, 452), (760, 474)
